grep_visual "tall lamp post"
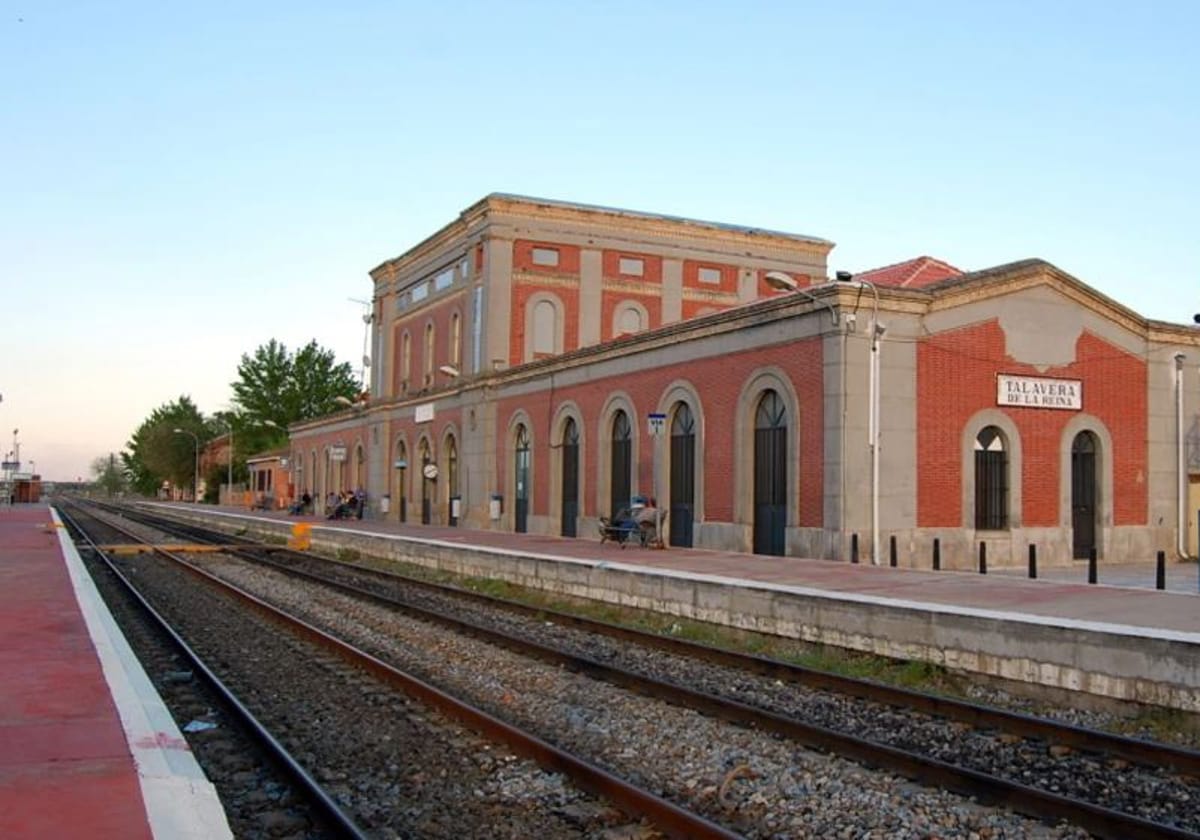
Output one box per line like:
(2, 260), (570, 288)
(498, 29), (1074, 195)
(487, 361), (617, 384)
(172, 428), (200, 501)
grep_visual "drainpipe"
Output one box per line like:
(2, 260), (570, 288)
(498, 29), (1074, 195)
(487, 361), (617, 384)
(869, 316), (885, 566)
(1176, 354), (1191, 559)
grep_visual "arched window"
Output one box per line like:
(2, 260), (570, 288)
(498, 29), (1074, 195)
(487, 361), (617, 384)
(533, 299), (556, 357)
(514, 424), (530, 533)
(753, 390), (788, 556)
(561, 417), (580, 537)
(424, 323), (435, 385)
(446, 435), (458, 500)
(610, 410), (632, 516)
(401, 332), (412, 390)
(614, 304), (644, 337)
(974, 426), (1008, 530)
(395, 439), (408, 522)
(419, 439), (433, 524)
(1071, 431), (1098, 557)
(670, 403), (696, 547)
(450, 313), (462, 366)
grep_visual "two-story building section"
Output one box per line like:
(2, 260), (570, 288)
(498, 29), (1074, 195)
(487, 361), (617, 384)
(366, 193), (833, 401)
(287, 196), (1200, 567)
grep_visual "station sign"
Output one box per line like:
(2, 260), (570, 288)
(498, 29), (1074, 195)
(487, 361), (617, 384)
(997, 375), (1081, 411)
(647, 412), (666, 436)
(329, 445), (347, 462)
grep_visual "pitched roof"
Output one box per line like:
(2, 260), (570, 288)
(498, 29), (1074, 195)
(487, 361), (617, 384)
(855, 255), (963, 289)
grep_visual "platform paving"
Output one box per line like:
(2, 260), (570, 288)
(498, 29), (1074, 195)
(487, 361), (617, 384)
(0, 503), (229, 839)
(195, 503), (1200, 634)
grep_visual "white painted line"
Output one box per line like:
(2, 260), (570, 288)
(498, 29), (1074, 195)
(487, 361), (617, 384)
(52, 508), (233, 840)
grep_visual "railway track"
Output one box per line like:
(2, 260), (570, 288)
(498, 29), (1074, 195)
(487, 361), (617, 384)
(75, 500), (1200, 838)
(62, 500), (736, 839)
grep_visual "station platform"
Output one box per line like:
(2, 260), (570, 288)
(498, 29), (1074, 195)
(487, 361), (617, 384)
(0, 504), (230, 839)
(152, 501), (1200, 714)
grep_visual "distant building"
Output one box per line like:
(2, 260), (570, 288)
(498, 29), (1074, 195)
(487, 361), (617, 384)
(286, 195), (1200, 566)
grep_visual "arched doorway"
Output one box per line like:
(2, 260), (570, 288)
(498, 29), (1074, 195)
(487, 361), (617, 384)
(610, 410), (632, 517)
(670, 403), (695, 547)
(753, 390), (787, 556)
(446, 435), (459, 526)
(561, 418), (579, 537)
(514, 424), (530, 533)
(419, 439), (433, 524)
(974, 426), (1009, 530)
(394, 440), (408, 523)
(1072, 431), (1098, 558)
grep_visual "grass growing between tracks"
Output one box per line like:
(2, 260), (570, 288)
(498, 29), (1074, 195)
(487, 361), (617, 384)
(350, 556), (969, 696)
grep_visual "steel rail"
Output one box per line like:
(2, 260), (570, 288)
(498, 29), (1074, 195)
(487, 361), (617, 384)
(120, 500), (1200, 776)
(88, 502), (1200, 839)
(66, 501), (741, 840)
(206, 538), (1200, 840)
(56, 504), (370, 840)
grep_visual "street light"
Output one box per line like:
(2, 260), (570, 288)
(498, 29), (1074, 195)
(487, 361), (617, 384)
(172, 428), (200, 501)
(762, 272), (839, 325)
(217, 420), (234, 505)
(841, 272), (884, 567)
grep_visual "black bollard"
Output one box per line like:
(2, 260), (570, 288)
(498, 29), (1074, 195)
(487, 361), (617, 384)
(1156, 550), (1166, 590)
(851, 533), (859, 564)
(979, 541), (987, 574)
(1028, 544), (1037, 579)
(1088, 547), (1097, 584)
(890, 535), (897, 567)
(932, 538), (940, 571)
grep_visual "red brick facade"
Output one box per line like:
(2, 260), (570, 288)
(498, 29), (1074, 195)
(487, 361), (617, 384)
(917, 321), (1148, 528)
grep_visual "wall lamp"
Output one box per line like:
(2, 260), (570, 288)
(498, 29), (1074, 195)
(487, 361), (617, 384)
(763, 271), (839, 325)
(334, 395), (367, 411)
(439, 364), (461, 378)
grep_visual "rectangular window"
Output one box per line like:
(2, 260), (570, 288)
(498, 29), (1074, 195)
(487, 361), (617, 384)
(698, 267), (722, 285)
(434, 267), (454, 291)
(459, 257), (469, 280)
(411, 282), (429, 303)
(618, 257), (644, 276)
(531, 247), (559, 267)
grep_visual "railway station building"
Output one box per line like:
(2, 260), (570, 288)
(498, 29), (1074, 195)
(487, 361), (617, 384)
(287, 194), (1200, 568)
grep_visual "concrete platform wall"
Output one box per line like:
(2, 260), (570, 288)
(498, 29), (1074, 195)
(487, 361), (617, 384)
(158, 507), (1200, 713)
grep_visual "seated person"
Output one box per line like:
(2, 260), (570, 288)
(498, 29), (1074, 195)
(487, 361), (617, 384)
(289, 491), (312, 515)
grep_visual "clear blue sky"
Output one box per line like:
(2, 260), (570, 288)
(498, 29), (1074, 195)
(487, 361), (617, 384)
(2, 1), (1197, 481)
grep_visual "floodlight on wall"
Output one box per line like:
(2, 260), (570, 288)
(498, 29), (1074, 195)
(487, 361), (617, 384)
(762, 271), (839, 325)
(835, 270), (853, 282)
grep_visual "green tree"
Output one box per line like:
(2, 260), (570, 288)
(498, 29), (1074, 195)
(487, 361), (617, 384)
(231, 339), (359, 429)
(122, 396), (207, 495)
(90, 453), (128, 497)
